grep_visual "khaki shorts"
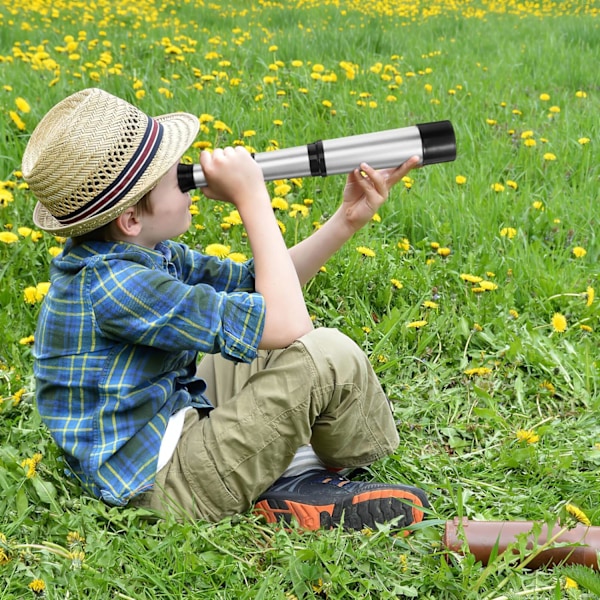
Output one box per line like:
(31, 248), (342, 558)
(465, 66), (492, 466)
(130, 327), (399, 522)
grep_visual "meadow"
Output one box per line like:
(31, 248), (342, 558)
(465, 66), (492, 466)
(1, 0), (599, 597)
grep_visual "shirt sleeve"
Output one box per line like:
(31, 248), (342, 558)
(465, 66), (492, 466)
(166, 240), (257, 292)
(88, 256), (265, 363)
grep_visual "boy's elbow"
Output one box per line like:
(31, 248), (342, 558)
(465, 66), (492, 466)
(259, 316), (314, 349)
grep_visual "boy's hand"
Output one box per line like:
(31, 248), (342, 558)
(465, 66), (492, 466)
(340, 155), (421, 233)
(199, 147), (268, 207)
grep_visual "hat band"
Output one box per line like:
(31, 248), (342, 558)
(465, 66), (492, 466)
(57, 117), (164, 225)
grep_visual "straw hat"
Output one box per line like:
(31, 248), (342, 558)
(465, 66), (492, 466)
(22, 88), (200, 237)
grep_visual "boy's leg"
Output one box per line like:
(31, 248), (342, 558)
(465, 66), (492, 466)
(138, 328), (425, 526)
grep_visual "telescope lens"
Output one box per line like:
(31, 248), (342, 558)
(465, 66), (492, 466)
(177, 163), (196, 193)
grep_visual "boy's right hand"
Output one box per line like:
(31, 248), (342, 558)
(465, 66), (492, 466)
(199, 147), (268, 207)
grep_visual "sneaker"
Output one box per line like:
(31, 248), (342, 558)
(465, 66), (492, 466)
(253, 469), (430, 531)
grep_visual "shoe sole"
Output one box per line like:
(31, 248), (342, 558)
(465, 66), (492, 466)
(254, 489), (425, 531)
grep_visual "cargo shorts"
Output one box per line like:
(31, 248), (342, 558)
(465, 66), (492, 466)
(131, 327), (400, 522)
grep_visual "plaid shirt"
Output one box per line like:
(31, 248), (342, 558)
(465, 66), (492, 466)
(34, 239), (265, 505)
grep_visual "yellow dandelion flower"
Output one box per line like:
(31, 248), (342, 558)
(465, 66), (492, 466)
(539, 93), (550, 101)
(0, 231), (19, 244)
(289, 204), (309, 218)
(28, 579), (46, 594)
(572, 246), (587, 258)
(430, 242), (440, 249)
(455, 175), (467, 185)
(586, 286), (594, 307)
(398, 238), (410, 252)
(549, 106), (561, 114)
(362, 326), (371, 334)
(575, 90), (588, 98)
(540, 381), (555, 395)
(21, 452), (43, 478)
(543, 152), (557, 161)
(0, 532), (10, 565)
(460, 273), (483, 284)
(532, 201), (544, 210)
(227, 252), (247, 263)
(437, 247), (451, 257)
(465, 367), (492, 376)
(15, 97), (31, 113)
(580, 324), (593, 332)
(48, 246), (63, 257)
(356, 246), (375, 258)
(578, 137), (590, 145)
(524, 138), (537, 147)
(274, 183), (291, 196)
(24, 287), (38, 304)
(516, 429), (539, 444)
(521, 130), (534, 139)
(551, 312), (567, 333)
(500, 227), (517, 239)
(564, 577), (578, 590)
(491, 183), (505, 192)
(509, 309), (519, 319)
(19, 335), (35, 345)
(565, 503), (591, 526)
(0, 188), (15, 206)
(9, 111), (26, 131)
(479, 281), (498, 291)
(204, 243), (230, 258)
(473, 323), (483, 332)
(423, 300), (438, 309)
(406, 320), (427, 329)
(506, 180), (518, 190)
(390, 279), (403, 289)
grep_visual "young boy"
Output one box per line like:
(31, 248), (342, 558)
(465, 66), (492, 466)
(22, 87), (429, 531)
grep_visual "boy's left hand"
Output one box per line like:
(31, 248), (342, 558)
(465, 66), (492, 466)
(340, 155), (420, 233)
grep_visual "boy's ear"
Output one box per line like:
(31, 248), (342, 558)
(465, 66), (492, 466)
(114, 207), (142, 237)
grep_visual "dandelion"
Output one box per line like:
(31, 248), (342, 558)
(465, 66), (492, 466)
(437, 247), (451, 257)
(460, 273), (483, 284)
(479, 281), (498, 291)
(506, 180), (518, 190)
(273, 183), (291, 196)
(430, 242), (440, 249)
(21, 452), (43, 478)
(578, 137), (590, 145)
(572, 246), (587, 258)
(0, 532), (10, 565)
(521, 130), (534, 139)
(0, 231), (19, 244)
(9, 111), (26, 130)
(539, 93), (550, 101)
(24, 287), (39, 304)
(491, 183), (505, 192)
(19, 335), (35, 345)
(407, 320), (427, 329)
(580, 324), (593, 332)
(464, 367), (492, 377)
(564, 577), (578, 590)
(455, 175), (467, 185)
(532, 201), (544, 210)
(289, 204), (309, 218)
(524, 138), (536, 147)
(516, 429), (539, 444)
(28, 579), (46, 595)
(549, 105), (561, 114)
(575, 90), (588, 98)
(356, 246), (375, 258)
(565, 503), (591, 526)
(586, 286), (594, 307)
(423, 300), (438, 309)
(540, 381), (555, 395)
(0, 188), (15, 206)
(509, 309), (519, 319)
(271, 197), (288, 210)
(500, 227), (517, 239)
(362, 326), (371, 334)
(397, 238), (410, 252)
(204, 243), (230, 258)
(543, 152), (557, 161)
(551, 312), (567, 333)
(390, 279), (403, 289)
(473, 323), (483, 332)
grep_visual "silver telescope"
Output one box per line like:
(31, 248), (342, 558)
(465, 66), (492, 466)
(177, 120), (456, 192)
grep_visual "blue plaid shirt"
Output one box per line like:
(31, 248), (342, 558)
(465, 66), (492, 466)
(34, 239), (265, 505)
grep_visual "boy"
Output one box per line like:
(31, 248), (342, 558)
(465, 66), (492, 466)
(22, 87), (429, 530)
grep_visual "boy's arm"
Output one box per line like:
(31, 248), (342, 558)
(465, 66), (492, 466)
(200, 147), (314, 349)
(289, 157), (420, 286)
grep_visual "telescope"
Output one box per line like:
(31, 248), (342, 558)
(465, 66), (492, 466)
(177, 120), (456, 192)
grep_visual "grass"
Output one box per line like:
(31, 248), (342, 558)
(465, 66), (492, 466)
(1, 0), (599, 597)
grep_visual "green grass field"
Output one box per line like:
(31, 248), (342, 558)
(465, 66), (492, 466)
(1, 0), (599, 597)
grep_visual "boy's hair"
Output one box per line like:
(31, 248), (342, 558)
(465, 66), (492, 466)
(71, 192), (153, 245)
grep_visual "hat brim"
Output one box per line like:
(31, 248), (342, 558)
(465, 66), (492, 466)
(32, 111), (200, 237)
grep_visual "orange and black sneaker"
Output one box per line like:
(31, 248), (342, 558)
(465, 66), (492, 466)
(253, 469), (429, 531)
